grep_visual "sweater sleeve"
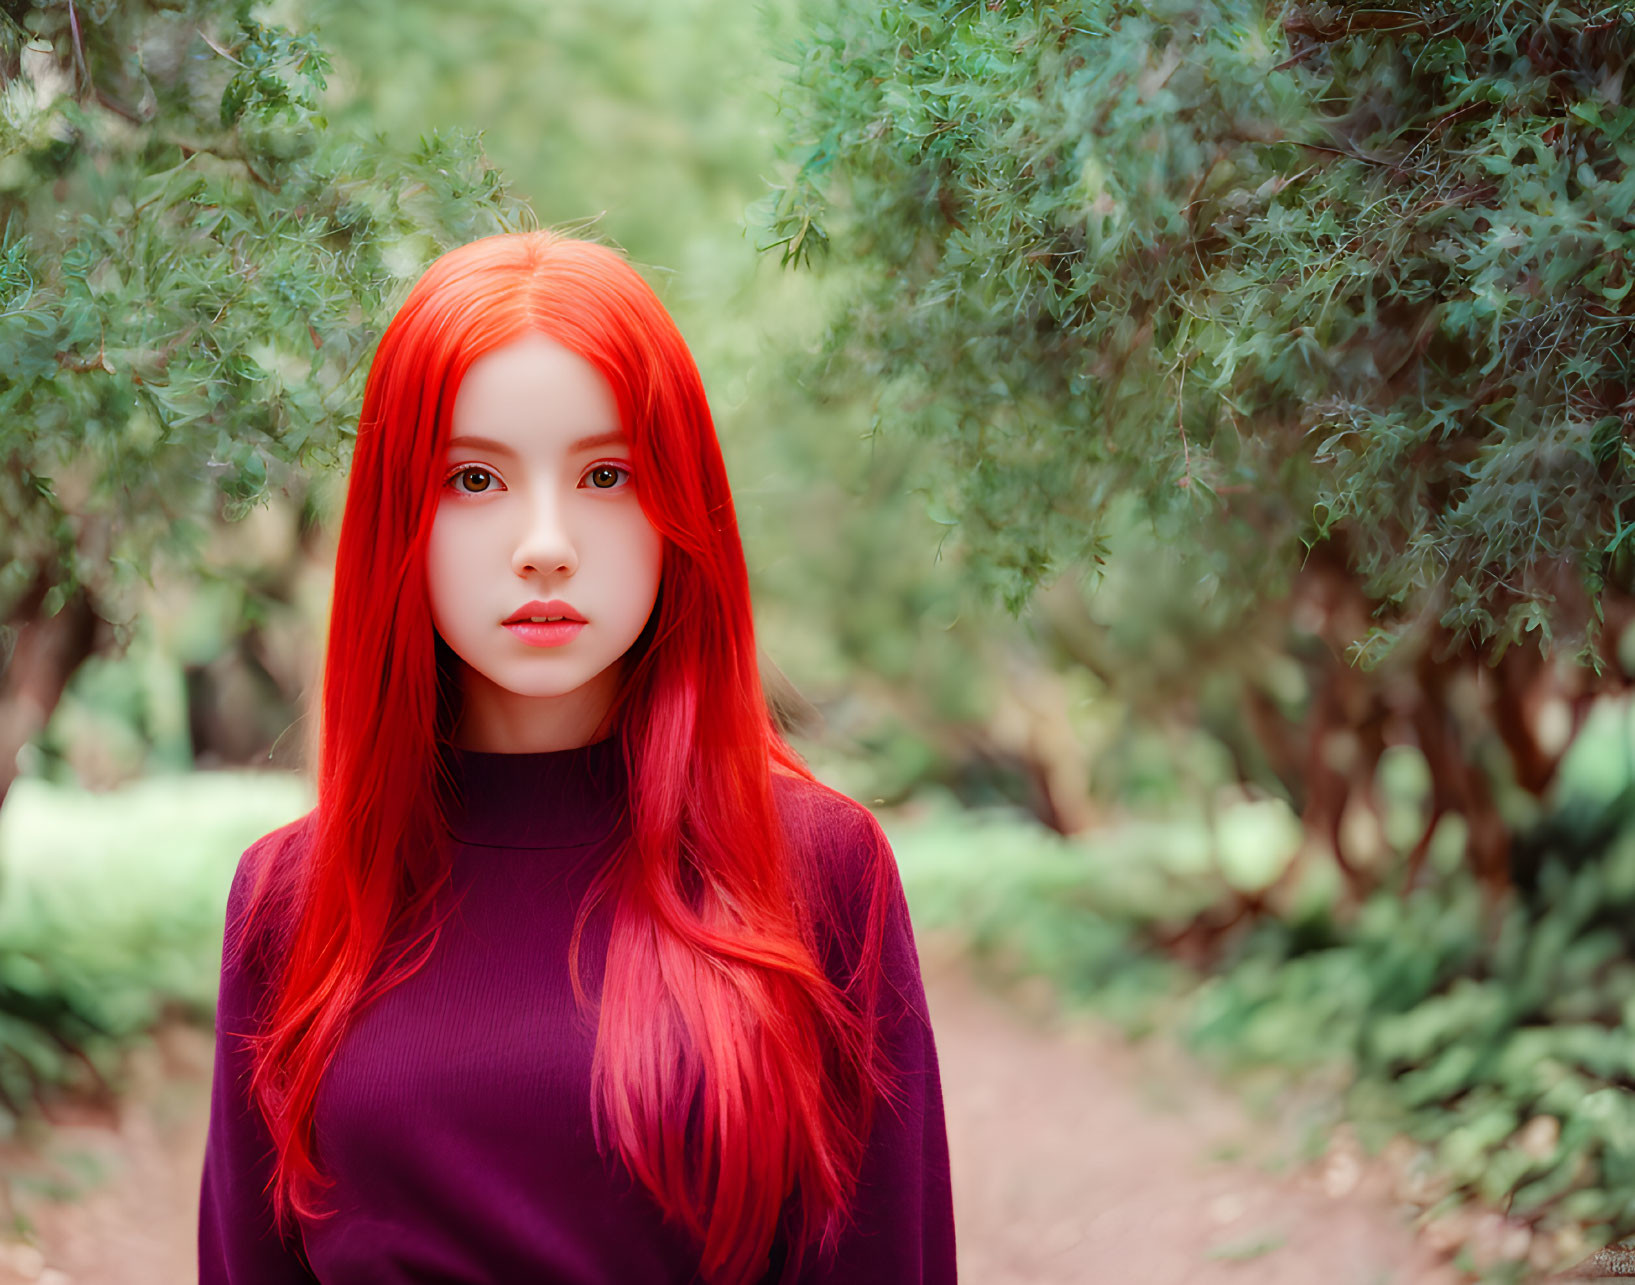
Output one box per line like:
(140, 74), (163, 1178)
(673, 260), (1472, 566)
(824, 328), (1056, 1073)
(198, 833), (320, 1284)
(779, 800), (959, 1284)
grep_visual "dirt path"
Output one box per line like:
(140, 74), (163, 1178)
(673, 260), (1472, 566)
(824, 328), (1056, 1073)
(919, 941), (1463, 1285)
(0, 945), (1571, 1284)
(0, 1020), (213, 1285)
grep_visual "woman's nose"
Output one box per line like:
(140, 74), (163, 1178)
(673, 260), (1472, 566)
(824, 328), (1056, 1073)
(511, 486), (579, 577)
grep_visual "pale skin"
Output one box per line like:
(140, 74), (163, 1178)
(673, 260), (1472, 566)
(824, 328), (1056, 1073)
(426, 334), (665, 754)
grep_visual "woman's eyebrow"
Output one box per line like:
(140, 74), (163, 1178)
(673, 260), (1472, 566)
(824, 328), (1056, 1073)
(445, 431), (628, 454)
(446, 434), (516, 455)
(566, 430), (630, 453)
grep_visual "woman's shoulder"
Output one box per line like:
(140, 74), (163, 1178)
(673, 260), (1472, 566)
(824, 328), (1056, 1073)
(769, 769), (880, 832)
(230, 808), (318, 900)
(769, 772), (905, 971)
(224, 807), (320, 971)
(770, 772), (894, 885)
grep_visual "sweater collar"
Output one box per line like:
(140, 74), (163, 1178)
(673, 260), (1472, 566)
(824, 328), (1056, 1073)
(439, 734), (628, 850)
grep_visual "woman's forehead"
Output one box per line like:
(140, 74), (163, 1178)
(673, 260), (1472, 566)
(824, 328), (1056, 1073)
(449, 336), (625, 452)
(446, 429), (628, 456)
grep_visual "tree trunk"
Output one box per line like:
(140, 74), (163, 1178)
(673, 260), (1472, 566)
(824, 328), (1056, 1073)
(0, 569), (104, 811)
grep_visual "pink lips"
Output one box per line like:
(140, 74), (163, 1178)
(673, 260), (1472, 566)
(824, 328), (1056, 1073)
(504, 619), (585, 647)
(501, 599), (585, 648)
(503, 598), (585, 625)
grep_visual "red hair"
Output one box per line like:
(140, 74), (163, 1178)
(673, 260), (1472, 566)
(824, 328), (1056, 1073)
(229, 230), (900, 1282)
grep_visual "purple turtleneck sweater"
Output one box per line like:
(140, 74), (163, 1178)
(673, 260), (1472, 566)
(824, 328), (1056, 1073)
(197, 737), (957, 1283)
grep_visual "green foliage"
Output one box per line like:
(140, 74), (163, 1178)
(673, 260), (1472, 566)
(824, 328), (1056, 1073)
(299, 0), (774, 263)
(217, 13), (331, 130)
(0, 768), (311, 1130)
(762, 0), (1635, 660)
(893, 707), (1635, 1258)
(0, 0), (527, 635)
(1180, 792), (1635, 1243)
(888, 790), (1205, 1033)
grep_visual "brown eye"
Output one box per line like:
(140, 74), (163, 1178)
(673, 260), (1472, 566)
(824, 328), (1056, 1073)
(451, 467), (497, 494)
(586, 464), (631, 490)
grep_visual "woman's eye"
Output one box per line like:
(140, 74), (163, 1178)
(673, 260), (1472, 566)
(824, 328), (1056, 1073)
(447, 466), (502, 495)
(443, 464), (630, 495)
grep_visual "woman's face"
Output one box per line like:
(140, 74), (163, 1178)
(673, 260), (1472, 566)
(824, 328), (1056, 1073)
(426, 334), (663, 752)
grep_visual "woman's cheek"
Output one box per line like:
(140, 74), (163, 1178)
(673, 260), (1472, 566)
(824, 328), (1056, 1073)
(425, 517), (478, 645)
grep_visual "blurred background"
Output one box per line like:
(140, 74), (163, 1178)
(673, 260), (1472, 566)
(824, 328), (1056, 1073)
(2, 0), (1635, 1281)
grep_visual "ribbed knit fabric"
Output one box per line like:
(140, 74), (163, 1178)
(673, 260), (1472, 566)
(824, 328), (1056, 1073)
(197, 736), (957, 1283)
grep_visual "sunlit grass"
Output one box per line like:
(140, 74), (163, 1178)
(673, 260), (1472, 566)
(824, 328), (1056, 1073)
(0, 769), (313, 1030)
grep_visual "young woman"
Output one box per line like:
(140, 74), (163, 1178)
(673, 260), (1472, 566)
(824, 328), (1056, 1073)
(197, 230), (957, 1284)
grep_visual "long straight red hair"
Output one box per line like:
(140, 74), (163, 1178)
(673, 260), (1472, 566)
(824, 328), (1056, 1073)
(229, 230), (900, 1283)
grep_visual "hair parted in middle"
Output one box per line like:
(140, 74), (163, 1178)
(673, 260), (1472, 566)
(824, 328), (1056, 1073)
(228, 229), (905, 1284)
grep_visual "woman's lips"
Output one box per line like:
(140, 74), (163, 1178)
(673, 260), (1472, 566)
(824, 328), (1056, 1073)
(504, 620), (586, 647)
